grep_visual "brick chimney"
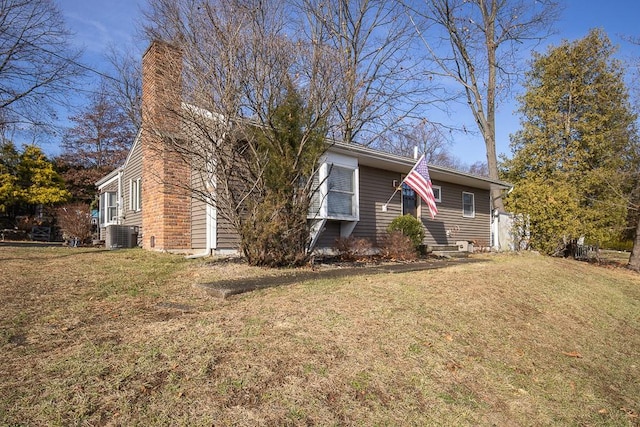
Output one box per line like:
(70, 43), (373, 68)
(141, 40), (191, 250)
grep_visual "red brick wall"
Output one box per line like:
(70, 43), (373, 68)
(141, 40), (191, 250)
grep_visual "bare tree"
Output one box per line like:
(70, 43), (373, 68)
(105, 45), (142, 130)
(57, 79), (135, 204)
(407, 0), (560, 210)
(142, 0), (337, 265)
(466, 160), (489, 177)
(0, 0), (84, 134)
(60, 80), (135, 170)
(377, 120), (490, 175)
(299, 0), (435, 146)
(377, 119), (453, 162)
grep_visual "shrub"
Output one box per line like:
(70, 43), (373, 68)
(239, 196), (311, 267)
(55, 202), (93, 245)
(379, 231), (417, 261)
(387, 214), (425, 248)
(601, 238), (633, 252)
(334, 236), (373, 261)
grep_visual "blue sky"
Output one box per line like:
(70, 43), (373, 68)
(56, 0), (640, 165)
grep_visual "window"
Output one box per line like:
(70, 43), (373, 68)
(307, 154), (359, 221)
(432, 185), (441, 203)
(327, 165), (355, 218)
(402, 183), (417, 217)
(130, 178), (141, 211)
(462, 192), (475, 218)
(100, 191), (118, 226)
(309, 172), (321, 216)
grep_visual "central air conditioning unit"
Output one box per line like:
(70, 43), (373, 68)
(105, 225), (138, 249)
(456, 240), (474, 253)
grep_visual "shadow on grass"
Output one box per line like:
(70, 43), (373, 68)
(199, 258), (484, 298)
(0, 241), (113, 261)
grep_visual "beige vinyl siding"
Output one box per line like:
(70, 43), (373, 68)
(351, 165), (402, 245)
(316, 220), (341, 249)
(190, 168), (207, 250)
(216, 214), (240, 250)
(421, 181), (491, 246)
(102, 180), (118, 193)
(121, 141), (142, 245)
(191, 198), (206, 249)
(121, 142), (142, 227)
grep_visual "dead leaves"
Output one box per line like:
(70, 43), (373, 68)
(562, 351), (583, 358)
(620, 407), (639, 420)
(445, 360), (462, 372)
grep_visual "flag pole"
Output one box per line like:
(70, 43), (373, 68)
(401, 153), (426, 186)
(382, 187), (400, 210)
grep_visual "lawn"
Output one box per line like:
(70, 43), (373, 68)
(1, 245), (639, 426)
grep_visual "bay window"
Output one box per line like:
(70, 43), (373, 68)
(327, 165), (355, 218)
(100, 191), (118, 226)
(308, 153), (359, 221)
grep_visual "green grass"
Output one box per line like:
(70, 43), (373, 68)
(1, 247), (639, 426)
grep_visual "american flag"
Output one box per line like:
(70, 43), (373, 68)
(403, 155), (438, 219)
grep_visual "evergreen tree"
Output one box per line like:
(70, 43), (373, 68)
(16, 146), (71, 206)
(0, 142), (71, 214)
(503, 29), (639, 254)
(237, 81), (328, 266)
(0, 142), (20, 213)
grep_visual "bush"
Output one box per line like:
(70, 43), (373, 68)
(240, 195), (309, 267)
(334, 236), (373, 261)
(379, 231), (417, 261)
(55, 202), (93, 245)
(600, 238), (633, 252)
(387, 214), (425, 248)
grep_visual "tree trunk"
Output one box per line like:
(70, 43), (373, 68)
(482, 0), (504, 213)
(485, 124), (505, 213)
(628, 214), (640, 271)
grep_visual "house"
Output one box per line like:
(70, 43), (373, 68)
(97, 40), (512, 253)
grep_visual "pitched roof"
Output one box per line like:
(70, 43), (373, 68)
(96, 103), (512, 192)
(328, 141), (512, 191)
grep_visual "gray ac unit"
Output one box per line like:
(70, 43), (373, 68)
(105, 225), (138, 249)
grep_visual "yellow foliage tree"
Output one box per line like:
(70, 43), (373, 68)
(0, 143), (70, 214)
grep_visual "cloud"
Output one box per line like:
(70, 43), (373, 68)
(60, 0), (140, 55)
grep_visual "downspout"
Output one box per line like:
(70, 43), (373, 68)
(186, 165), (218, 259)
(117, 168), (124, 225)
(185, 200), (214, 259)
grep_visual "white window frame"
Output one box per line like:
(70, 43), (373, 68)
(432, 185), (442, 203)
(462, 191), (475, 218)
(129, 178), (141, 212)
(326, 164), (358, 219)
(101, 191), (118, 226)
(308, 152), (359, 221)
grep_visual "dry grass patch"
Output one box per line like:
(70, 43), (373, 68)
(1, 247), (639, 426)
